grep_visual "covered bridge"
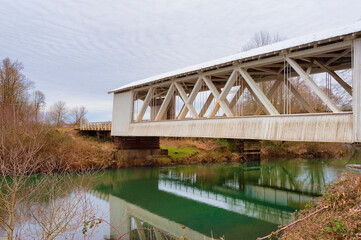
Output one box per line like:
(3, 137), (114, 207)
(109, 22), (361, 150)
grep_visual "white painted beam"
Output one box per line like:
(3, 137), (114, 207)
(209, 70), (238, 117)
(202, 75), (235, 117)
(238, 68), (280, 115)
(254, 79), (282, 115)
(222, 83), (247, 117)
(155, 83), (175, 121)
(325, 49), (350, 66)
(286, 57), (341, 113)
(175, 79), (201, 119)
(199, 94), (214, 118)
(353, 39), (361, 142)
(219, 70), (237, 101)
(136, 87), (154, 122)
(314, 59), (352, 95)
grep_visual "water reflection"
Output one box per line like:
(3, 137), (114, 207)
(92, 160), (346, 240)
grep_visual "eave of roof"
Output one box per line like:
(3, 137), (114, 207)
(109, 21), (361, 94)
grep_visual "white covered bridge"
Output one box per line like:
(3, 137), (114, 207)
(109, 22), (361, 150)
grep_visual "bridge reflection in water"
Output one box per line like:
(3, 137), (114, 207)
(92, 161), (342, 240)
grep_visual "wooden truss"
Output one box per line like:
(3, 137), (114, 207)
(133, 41), (353, 122)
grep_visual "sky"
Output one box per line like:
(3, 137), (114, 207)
(0, 0), (360, 121)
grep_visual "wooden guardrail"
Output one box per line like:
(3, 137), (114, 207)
(80, 121), (112, 131)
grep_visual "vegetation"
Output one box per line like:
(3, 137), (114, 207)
(262, 140), (348, 159)
(259, 173), (361, 239)
(0, 57), (104, 239)
(159, 138), (350, 164)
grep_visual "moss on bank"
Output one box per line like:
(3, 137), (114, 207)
(160, 145), (200, 160)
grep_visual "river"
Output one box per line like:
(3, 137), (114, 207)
(85, 158), (360, 240)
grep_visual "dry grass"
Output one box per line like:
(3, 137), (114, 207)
(261, 141), (347, 159)
(278, 172), (361, 239)
(59, 129), (114, 171)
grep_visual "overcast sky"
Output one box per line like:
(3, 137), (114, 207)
(0, 0), (360, 121)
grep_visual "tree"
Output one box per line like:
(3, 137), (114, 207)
(242, 31), (285, 51)
(0, 58), (32, 108)
(33, 90), (46, 122)
(71, 106), (87, 126)
(48, 101), (69, 127)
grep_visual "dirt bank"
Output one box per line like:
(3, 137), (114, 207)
(69, 132), (357, 170)
(265, 172), (361, 240)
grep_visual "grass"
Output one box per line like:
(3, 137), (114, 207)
(161, 145), (200, 160)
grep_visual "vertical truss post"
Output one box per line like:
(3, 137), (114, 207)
(353, 39), (361, 142)
(286, 57), (341, 113)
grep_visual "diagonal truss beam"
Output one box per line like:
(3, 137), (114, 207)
(242, 81), (274, 116)
(286, 57), (341, 113)
(199, 94), (214, 118)
(202, 75), (235, 117)
(284, 78), (316, 113)
(155, 83), (175, 121)
(254, 79), (282, 115)
(325, 49), (350, 66)
(238, 68), (280, 115)
(175, 77), (202, 119)
(222, 82), (248, 117)
(208, 70), (238, 117)
(314, 59), (352, 95)
(136, 87), (154, 122)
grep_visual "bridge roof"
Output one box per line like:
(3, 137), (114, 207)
(110, 21), (361, 94)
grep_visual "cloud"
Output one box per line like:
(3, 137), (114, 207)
(0, 0), (360, 121)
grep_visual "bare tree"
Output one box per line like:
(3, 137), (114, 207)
(48, 101), (69, 127)
(242, 31), (285, 51)
(0, 58), (32, 108)
(72, 106), (87, 126)
(33, 90), (46, 122)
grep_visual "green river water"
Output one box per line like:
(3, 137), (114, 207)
(87, 158), (361, 240)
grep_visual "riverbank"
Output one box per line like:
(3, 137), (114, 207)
(160, 138), (353, 162)
(264, 172), (361, 240)
(68, 131), (358, 170)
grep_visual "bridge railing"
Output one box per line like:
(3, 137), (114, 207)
(80, 121), (112, 131)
